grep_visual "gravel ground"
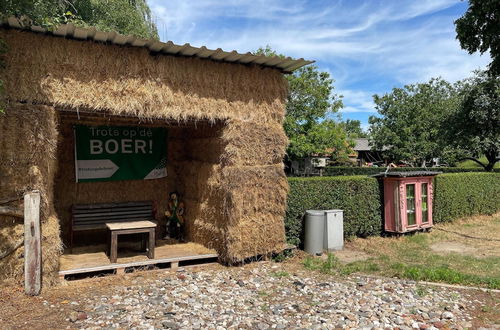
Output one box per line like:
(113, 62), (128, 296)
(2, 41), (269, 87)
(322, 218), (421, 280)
(58, 262), (495, 330)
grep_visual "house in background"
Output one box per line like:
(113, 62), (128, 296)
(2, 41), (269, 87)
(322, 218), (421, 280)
(290, 156), (329, 176)
(350, 138), (387, 166)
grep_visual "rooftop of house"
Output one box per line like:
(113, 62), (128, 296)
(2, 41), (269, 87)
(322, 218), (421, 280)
(354, 138), (389, 152)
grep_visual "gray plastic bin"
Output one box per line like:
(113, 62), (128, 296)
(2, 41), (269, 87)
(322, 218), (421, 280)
(304, 210), (325, 255)
(324, 210), (344, 251)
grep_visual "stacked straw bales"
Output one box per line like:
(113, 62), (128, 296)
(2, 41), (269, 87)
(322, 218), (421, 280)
(0, 30), (287, 123)
(0, 27), (290, 285)
(0, 104), (61, 287)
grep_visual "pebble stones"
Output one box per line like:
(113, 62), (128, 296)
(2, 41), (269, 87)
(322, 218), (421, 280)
(71, 265), (475, 329)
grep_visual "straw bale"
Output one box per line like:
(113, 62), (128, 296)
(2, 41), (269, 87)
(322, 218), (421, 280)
(177, 157), (226, 252)
(181, 122), (225, 138)
(177, 161), (222, 199)
(182, 197), (226, 253)
(184, 138), (225, 164)
(0, 103), (62, 286)
(41, 215), (62, 287)
(1, 30), (287, 125)
(221, 164), (288, 192)
(221, 120), (288, 166)
(0, 215), (24, 283)
(218, 164), (288, 262)
(225, 212), (287, 261)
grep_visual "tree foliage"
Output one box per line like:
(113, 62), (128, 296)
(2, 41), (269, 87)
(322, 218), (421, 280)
(342, 119), (367, 138)
(446, 72), (499, 171)
(0, 0), (158, 39)
(369, 78), (462, 166)
(455, 0), (500, 76)
(254, 46), (350, 161)
(288, 119), (354, 163)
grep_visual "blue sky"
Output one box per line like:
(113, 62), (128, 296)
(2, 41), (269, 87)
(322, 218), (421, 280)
(146, 0), (489, 130)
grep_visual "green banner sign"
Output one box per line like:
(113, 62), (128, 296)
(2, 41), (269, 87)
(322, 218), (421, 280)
(74, 125), (167, 182)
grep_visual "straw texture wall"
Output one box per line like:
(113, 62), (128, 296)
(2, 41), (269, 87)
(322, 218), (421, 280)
(178, 120), (288, 262)
(0, 29), (287, 125)
(0, 103), (62, 287)
(1, 27), (289, 269)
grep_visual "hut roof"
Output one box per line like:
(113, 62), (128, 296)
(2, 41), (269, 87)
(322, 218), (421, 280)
(1, 17), (313, 73)
(372, 171), (442, 178)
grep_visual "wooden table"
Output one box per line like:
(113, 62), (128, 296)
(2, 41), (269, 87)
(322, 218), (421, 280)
(106, 221), (157, 263)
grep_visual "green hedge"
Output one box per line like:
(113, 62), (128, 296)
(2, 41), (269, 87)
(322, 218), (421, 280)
(322, 166), (492, 177)
(433, 172), (500, 223)
(286, 176), (382, 246)
(286, 172), (500, 246)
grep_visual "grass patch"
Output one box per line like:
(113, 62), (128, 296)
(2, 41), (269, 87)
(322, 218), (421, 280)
(257, 290), (269, 297)
(270, 270), (290, 278)
(415, 285), (429, 297)
(271, 249), (295, 263)
(397, 264), (500, 289)
(304, 253), (380, 276)
(376, 232), (500, 289)
(304, 253), (340, 275)
(311, 214), (500, 289)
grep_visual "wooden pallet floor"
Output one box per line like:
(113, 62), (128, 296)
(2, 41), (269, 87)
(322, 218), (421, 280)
(59, 239), (218, 278)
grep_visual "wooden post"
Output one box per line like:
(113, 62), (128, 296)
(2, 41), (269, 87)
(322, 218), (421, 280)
(24, 191), (41, 296)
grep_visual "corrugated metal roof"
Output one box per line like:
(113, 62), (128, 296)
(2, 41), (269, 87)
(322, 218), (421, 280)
(354, 138), (371, 151)
(354, 138), (389, 151)
(372, 171), (442, 178)
(1, 17), (314, 73)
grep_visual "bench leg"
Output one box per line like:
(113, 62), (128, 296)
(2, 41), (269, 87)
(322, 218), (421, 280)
(141, 232), (146, 252)
(107, 230), (111, 256)
(110, 231), (118, 263)
(70, 230), (74, 254)
(148, 228), (155, 259)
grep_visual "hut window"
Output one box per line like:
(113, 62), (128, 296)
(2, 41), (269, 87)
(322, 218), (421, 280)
(406, 184), (416, 226)
(421, 182), (429, 223)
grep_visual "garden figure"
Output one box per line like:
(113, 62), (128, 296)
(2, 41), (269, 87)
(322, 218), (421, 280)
(164, 192), (185, 241)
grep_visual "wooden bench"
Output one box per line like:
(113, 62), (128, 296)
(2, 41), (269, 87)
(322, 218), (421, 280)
(70, 201), (157, 255)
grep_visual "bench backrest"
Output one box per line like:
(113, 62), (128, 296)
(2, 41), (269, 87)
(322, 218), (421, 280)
(72, 201), (155, 227)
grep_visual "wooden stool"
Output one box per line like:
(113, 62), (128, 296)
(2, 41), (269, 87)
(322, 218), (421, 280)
(106, 221), (157, 263)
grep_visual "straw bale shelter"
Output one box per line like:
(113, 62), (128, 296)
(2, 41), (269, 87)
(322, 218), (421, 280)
(0, 18), (312, 286)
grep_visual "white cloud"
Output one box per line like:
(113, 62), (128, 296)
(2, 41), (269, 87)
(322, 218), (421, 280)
(147, 0), (490, 123)
(339, 89), (377, 113)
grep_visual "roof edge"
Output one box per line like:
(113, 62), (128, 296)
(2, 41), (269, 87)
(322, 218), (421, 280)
(1, 17), (314, 73)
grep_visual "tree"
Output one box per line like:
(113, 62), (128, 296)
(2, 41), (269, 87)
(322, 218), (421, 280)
(254, 46), (350, 161)
(369, 78), (462, 166)
(69, 0), (158, 39)
(288, 119), (354, 163)
(0, 0), (158, 39)
(455, 0), (500, 76)
(342, 119), (368, 138)
(446, 71), (499, 171)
